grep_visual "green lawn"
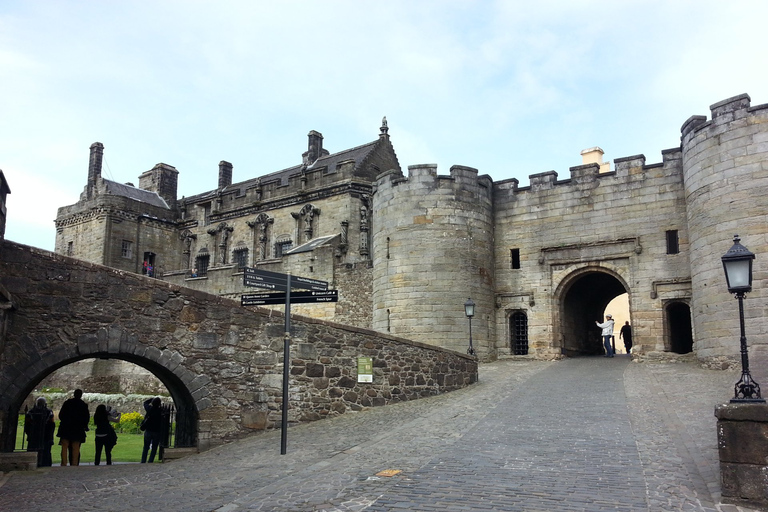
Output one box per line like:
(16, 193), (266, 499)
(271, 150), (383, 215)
(16, 423), (150, 464)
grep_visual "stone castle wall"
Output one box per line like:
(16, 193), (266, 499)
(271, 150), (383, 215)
(681, 94), (768, 362)
(372, 165), (495, 357)
(491, 149), (691, 358)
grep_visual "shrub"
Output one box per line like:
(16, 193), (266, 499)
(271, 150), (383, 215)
(118, 411), (144, 434)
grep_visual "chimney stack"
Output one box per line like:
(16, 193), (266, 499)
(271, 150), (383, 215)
(218, 161), (233, 189)
(87, 142), (104, 199)
(303, 130), (324, 165)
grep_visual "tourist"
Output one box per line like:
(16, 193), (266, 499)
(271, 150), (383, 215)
(141, 397), (163, 463)
(57, 389), (90, 466)
(25, 397), (54, 467)
(596, 314), (615, 357)
(93, 404), (118, 465)
(620, 321), (633, 354)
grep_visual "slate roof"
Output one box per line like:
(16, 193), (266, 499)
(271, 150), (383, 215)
(184, 139), (381, 203)
(103, 179), (170, 209)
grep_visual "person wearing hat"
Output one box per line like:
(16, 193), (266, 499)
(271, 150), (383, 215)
(596, 314), (616, 357)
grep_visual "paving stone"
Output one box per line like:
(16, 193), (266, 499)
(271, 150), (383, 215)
(0, 358), (762, 511)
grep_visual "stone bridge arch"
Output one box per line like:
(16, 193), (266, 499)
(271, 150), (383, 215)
(0, 330), (206, 451)
(553, 265), (630, 356)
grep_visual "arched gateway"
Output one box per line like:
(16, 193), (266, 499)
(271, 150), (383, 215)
(555, 267), (629, 357)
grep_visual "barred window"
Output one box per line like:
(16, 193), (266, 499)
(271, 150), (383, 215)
(275, 240), (293, 258)
(666, 230), (679, 254)
(233, 248), (249, 269)
(510, 311), (529, 355)
(121, 240), (133, 259)
(195, 254), (210, 276)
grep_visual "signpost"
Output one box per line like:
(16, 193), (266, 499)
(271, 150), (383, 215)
(241, 290), (338, 306)
(241, 268), (334, 454)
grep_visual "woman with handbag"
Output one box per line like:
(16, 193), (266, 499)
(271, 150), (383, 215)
(93, 404), (118, 465)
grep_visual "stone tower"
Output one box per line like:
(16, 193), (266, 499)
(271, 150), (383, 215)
(372, 164), (495, 358)
(681, 93), (768, 364)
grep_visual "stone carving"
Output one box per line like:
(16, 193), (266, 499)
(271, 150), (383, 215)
(247, 213), (274, 260)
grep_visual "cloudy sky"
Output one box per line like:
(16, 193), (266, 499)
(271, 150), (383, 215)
(1, 0), (766, 251)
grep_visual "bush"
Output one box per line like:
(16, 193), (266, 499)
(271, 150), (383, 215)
(118, 411), (144, 434)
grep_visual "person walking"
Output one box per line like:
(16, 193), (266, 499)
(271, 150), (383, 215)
(141, 397), (163, 463)
(620, 321), (633, 354)
(93, 404), (118, 465)
(57, 389), (90, 466)
(596, 314), (615, 357)
(25, 397), (55, 467)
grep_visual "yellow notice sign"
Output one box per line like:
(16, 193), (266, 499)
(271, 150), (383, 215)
(357, 356), (373, 383)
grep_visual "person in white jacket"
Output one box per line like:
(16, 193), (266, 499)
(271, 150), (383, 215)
(596, 314), (615, 357)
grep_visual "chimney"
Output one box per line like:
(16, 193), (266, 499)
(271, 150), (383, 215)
(218, 161), (233, 189)
(139, 163), (178, 210)
(87, 142), (104, 199)
(303, 130), (324, 165)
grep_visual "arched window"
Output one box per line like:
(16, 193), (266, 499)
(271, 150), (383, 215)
(510, 311), (529, 355)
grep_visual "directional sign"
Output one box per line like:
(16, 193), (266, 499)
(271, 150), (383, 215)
(241, 290), (338, 306)
(243, 267), (328, 291)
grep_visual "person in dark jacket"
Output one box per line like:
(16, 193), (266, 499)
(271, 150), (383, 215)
(25, 397), (55, 467)
(57, 389), (90, 466)
(141, 397), (163, 463)
(620, 321), (633, 354)
(93, 404), (118, 465)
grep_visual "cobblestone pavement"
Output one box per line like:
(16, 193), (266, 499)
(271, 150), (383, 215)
(0, 357), (760, 512)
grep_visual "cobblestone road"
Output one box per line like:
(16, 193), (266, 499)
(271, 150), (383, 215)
(0, 357), (759, 512)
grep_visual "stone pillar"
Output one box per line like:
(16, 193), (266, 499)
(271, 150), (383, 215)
(715, 403), (768, 508)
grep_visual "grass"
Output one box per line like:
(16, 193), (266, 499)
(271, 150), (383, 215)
(16, 422), (152, 464)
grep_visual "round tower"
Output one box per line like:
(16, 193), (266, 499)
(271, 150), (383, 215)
(681, 93), (768, 365)
(372, 164), (495, 359)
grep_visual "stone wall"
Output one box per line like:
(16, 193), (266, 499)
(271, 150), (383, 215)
(681, 94), (768, 364)
(0, 240), (477, 451)
(372, 165), (495, 358)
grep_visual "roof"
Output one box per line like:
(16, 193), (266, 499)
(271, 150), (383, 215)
(184, 138), (382, 203)
(103, 180), (170, 209)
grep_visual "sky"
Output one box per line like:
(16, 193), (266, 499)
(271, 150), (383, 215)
(1, 0), (766, 251)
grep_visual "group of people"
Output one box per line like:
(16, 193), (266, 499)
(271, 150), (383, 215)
(596, 315), (633, 357)
(24, 389), (165, 467)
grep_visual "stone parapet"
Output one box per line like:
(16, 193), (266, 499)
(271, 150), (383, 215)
(715, 402), (768, 509)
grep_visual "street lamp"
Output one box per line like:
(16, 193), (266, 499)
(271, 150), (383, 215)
(464, 298), (476, 357)
(721, 234), (764, 403)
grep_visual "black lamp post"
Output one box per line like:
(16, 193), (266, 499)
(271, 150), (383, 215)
(721, 234), (764, 403)
(464, 298), (476, 357)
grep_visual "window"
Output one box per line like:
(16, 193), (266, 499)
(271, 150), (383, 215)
(67, 241), (73, 256)
(510, 248), (521, 269)
(233, 248), (249, 269)
(275, 240), (293, 258)
(195, 254), (210, 276)
(666, 230), (679, 254)
(510, 311), (529, 355)
(203, 204), (211, 226)
(121, 240), (133, 259)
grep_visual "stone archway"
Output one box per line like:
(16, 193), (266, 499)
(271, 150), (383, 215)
(1, 344), (201, 452)
(555, 267), (629, 357)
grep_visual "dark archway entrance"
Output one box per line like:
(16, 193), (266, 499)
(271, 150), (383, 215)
(2, 353), (198, 452)
(558, 269), (629, 357)
(667, 302), (693, 354)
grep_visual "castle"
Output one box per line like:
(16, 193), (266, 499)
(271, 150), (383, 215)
(55, 94), (768, 367)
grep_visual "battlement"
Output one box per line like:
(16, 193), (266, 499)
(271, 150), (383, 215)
(375, 163), (493, 193)
(681, 93), (768, 142)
